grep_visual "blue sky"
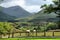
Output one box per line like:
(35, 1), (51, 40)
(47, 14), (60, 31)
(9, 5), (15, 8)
(0, 0), (53, 13)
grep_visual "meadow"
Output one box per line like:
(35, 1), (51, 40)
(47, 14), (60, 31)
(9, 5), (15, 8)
(0, 38), (60, 40)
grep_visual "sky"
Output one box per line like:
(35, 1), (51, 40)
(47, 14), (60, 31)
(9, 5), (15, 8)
(0, 0), (53, 13)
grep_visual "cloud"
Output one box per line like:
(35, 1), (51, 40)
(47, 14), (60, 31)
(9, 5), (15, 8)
(0, 0), (52, 13)
(24, 5), (41, 13)
(15, 0), (25, 7)
(0, 0), (25, 7)
(26, 0), (53, 5)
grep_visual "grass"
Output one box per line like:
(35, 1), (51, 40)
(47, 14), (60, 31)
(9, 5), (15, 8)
(0, 38), (60, 40)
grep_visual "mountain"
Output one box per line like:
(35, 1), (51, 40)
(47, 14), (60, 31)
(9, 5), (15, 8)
(2, 6), (32, 18)
(28, 10), (58, 23)
(16, 10), (58, 23)
(0, 11), (16, 22)
(0, 6), (16, 21)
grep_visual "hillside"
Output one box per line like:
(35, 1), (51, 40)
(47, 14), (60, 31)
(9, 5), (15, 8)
(0, 6), (17, 21)
(0, 6), (32, 22)
(28, 10), (58, 23)
(16, 10), (58, 23)
(0, 11), (16, 21)
(2, 6), (32, 18)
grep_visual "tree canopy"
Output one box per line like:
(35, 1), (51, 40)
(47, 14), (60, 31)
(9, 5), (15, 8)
(41, 0), (60, 29)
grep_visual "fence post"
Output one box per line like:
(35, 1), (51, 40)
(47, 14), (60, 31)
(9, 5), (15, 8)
(44, 31), (46, 37)
(36, 30), (37, 37)
(28, 32), (29, 37)
(0, 34), (2, 38)
(20, 32), (21, 36)
(8, 33), (10, 38)
(52, 31), (54, 37)
(12, 32), (14, 38)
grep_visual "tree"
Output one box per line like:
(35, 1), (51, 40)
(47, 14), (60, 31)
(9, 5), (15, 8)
(0, 22), (14, 38)
(0, 0), (6, 38)
(41, 0), (60, 29)
(46, 22), (57, 30)
(3, 22), (14, 38)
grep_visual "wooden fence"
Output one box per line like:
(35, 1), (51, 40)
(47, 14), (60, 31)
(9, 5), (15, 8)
(1, 31), (60, 38)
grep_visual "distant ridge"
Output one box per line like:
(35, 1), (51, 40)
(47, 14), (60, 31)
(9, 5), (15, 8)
(28, 10), (57, 23)
(16, 10), (58, 23)
(2, 6), (32, 18)
(0, 11), (16, 22)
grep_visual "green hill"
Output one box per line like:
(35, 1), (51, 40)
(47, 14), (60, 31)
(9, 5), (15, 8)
(28, 10), (57, 23)
(0, 6), (16, 21)
(3, 6), (32, 18)
(0, 11), (16, 21)
(0, 6), (32, 22)
(16, 10), (57, 23)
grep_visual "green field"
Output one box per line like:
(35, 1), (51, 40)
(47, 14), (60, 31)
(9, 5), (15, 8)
(0, 38), (60, 40)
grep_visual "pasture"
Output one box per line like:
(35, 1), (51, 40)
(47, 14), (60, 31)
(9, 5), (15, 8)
(0, 38), (60, 40)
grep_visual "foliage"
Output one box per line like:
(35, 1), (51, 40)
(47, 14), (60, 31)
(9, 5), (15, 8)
(0, 22), (14, 34)
(37, 22), (57, 31)
(41, 0), (60, 29)
(41, 0), (60, 15)
(46, 22), (57, 31)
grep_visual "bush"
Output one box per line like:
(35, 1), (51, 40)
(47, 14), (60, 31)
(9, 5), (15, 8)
(46, 22), (57, 31)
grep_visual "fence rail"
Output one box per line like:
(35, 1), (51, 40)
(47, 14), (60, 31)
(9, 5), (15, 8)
(1, 31), (60, 38)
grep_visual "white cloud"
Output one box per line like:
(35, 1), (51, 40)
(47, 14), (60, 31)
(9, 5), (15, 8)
(0, 0), (25, 7)
(15, 0), (25, 7)
(26, 0), (52, 5)
(24, 5), (41, 13)
(0, 0), (52, 13)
